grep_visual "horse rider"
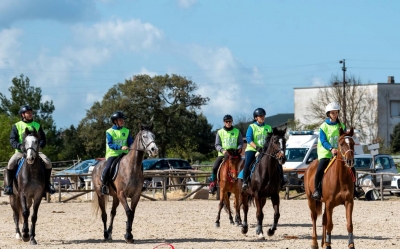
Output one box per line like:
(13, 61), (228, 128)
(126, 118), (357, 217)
(4, 105), (55, 195)
(312, 102), (361, 200)
(101, 111), (134, 195)
(208, 114), (243, 194)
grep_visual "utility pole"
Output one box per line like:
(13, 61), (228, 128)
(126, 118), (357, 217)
(339, 59), (346, 126)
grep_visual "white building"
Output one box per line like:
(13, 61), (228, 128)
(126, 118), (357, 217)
(294, 76), (400, 146)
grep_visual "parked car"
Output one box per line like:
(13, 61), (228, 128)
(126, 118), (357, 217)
(142, 158), (194, 190)
(354, 154), (398, 188)
(55, 158), (104, 188)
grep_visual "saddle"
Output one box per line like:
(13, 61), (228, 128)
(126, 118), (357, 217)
(101, 153), (126, 182)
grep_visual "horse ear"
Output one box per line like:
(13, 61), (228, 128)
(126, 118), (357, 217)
(148, 123), (154, 131)
(349, 127), (354, 137)
(273, 127), (278, 134)
(25, 127), (30, 135)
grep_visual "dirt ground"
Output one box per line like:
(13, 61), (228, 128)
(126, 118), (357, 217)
(0, 192), (399, 249)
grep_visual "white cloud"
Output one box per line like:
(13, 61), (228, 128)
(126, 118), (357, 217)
(0, 28), (22, 68)
(137, 67), (158, 77)
(86, 92), (102, 104)
(177, 0), (197, 9)
(311, 77), (325, 86)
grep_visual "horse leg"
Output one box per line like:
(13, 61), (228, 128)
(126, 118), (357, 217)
(215, 187), (225, 227)
(97, 194), (110, 241)
(29, 195), (42, 245)
(225, 191), (234, 225)
(308, 200), (319, 249)
(106, 195), (120, 240)
(118, 192), (139, 243)
(345, 201), (355, 249)
(267, 194), (280, 236)
(20, 195), (30, 242)
(10, 196), (22, 239)
(234, 190), (242, 226)
(241, 192), (249, 234)
(255, 196), (266, 240)
(323, 204), (334, 249)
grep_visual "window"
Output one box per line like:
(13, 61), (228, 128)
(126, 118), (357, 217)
(390, 100), (400, 117)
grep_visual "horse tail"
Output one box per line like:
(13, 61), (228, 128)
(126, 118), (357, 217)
(91, 191), (108, 217)
(247, 195), (254, 207)
(316, 200), (322, 216)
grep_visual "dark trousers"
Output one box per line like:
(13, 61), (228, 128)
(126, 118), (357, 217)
(243, 151), (256, 181)
(314, 158), (330, 189)
(102, 156), (116, 184)
(212, 156), (224, 181)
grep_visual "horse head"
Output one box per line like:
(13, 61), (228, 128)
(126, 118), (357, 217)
(266, 127), (287, 165)
(224, 149), (241, 181)
(338, 127), (355, 168)
(136, 123), (158, 157)
(22, 127), (40, 165)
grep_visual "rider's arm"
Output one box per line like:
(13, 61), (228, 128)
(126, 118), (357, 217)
(246, 125), (256, 149)
(106, 131), (122, 150)
(319, 128), (333, 151)
(237, 132), (244, 150)
(9, 125), (21, 150)
(215, 131), (224, 153)
(38, 126), (46, 149)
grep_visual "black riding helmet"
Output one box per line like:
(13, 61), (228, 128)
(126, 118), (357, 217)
(223, 114), (233, 121)
(110, 111), (127, 124)
(20, 105), (33, 117)
(253, 108), (266, 119)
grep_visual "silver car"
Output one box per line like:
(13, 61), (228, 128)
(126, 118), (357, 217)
(354, 154), (398, 187)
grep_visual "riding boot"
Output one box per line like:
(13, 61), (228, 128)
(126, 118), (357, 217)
(242, 168), (249, 191)
(312, 182), (322, 200)
(3, 169), (15, 195)
(208, 180), (218, 194)
(44, 168), (56, 194)
(101, 168), (109, 195)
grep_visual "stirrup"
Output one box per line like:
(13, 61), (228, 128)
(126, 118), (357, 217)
(3, 186), (13, 195)
(242, 181), (249, 191)
(46, 184), (56, 195)
(312, 188), (321, 200)
(101, 185), (109, 195)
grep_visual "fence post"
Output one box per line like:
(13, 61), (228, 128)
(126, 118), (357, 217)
(380, 177), (384, 201)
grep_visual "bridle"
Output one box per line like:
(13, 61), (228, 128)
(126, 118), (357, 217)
(131, 129), (156, 152)
(226, 154), (241, 183)
(338, 136), (355, 168)
(264, 137), (286, 165)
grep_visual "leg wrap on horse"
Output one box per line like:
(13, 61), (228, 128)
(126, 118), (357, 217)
(348, 232), (354, 245)
(326, 233), (331, 244)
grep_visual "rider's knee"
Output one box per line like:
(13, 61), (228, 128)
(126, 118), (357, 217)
(39, 152), (52, 169)
(7, 152), (22, 170)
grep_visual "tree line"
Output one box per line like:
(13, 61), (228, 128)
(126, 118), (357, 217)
(0, 74), (217, 164)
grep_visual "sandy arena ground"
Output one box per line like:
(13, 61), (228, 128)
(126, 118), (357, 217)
(0, 192), (399, 249)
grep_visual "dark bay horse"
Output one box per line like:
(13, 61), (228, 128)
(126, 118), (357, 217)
(215, 149), (244, 227)
(92, 124), (158, 243)
(9, 127), (45, 245)
(304, 127), (356, 249)
(240, 127), (286, 239)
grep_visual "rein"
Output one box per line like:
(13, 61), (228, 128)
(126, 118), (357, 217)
(130, 130), (155, 152)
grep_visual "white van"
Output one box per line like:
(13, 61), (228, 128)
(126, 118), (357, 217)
(283, 130), (363, 192)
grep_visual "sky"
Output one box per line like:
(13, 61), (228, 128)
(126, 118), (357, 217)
(1, 0), (400, 130)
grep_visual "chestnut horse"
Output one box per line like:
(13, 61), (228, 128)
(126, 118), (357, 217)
(240, 127), (287, 239)
(9, 128), (45, 245)
(92, 124), (158, 243)
(215, 149), (244, 227)
(304, 127), (355, 249)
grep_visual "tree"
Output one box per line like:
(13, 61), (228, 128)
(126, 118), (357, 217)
(306, 74), (378, 143)
(391, 123), (400, 153)
(78, 74), (213, 158)
(58, 125), (87, 160)
(0, 74), (62, 160)
(0, 114), (19, 163)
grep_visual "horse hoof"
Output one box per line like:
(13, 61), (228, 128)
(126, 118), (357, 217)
(124, 234), (134, 243)
(267, 228), (275, 236)
(326, 246), (332, 249)
(241, 226), (248, 234)
(257, 233), (265, 240)
(22, 234), (30, 242)
(15, 233), (22, 240)
(230, 221), (235, 225)
(215, 222), (220, 228)
(30, 238), (37, 245)
(235, 221), (242, 227)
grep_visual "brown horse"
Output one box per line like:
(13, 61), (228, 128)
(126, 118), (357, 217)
(304, 127), (355, 249)
(215, 149), (244, 227)
(92, 124), (158, 243)
(9, 128), (45, 245)
(240, 127), (287, 239)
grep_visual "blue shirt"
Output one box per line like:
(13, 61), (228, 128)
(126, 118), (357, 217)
(106, 125), (134, 150)
(246, 121), (265, 144)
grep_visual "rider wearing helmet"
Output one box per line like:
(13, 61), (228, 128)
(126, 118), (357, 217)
(4, 105), (55, 195)
(101, 111), (134, 195)
(242, 108), (273, 190)
(312, 102), (361, 200)
(208, 114), (243, 195)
